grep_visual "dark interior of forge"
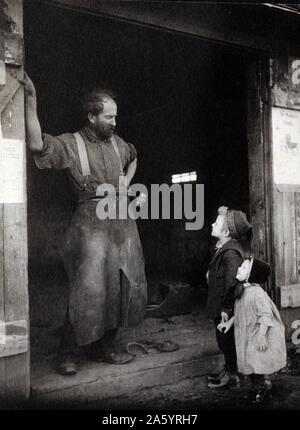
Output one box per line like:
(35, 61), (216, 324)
(24, 2), (252, 357)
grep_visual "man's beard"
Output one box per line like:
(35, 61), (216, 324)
(93, 123), (116, 140)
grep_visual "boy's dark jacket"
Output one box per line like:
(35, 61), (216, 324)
(206, 239), (244, 319)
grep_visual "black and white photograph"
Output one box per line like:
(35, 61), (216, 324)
(1, 0), (300, 416)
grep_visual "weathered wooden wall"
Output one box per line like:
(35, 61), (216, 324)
(246, 57), (275, 299)
(0, 0), (29, 406)
(271, 57), (300, 337)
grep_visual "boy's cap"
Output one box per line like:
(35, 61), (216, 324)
(248, 258), (270, 284)
(226, 209), (252, 239)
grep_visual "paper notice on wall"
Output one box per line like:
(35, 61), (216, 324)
(272, 107), (300, 187)
(0, 319), (28, 358)
(0, 137), (24, 203)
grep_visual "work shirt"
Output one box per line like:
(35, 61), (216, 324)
(34, 126), (137, 201)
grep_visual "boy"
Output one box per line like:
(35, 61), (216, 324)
(206, 206), (252, 388)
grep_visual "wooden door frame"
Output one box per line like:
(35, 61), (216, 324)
(0, 0), (29, 406)
(247, 56), (275, 301)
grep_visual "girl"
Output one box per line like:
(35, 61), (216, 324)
(218, 258), (287, 403)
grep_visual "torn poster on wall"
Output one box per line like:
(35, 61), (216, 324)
(272, 107), (300, 190)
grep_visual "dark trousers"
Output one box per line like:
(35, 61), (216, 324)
(215, 318), (237, 373)
(59, 308), (77, 355)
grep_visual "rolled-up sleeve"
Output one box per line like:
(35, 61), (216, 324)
(34, 133), (73, 170)
(127, 142), (137, 163)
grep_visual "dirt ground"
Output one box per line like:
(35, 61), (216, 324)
(83, 374), (300, 411)
(10, 346), (300, 412)
(84, 347), (300, 411)
(17, 314), (300, 411)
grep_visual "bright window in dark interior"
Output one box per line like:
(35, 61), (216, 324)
(172, 171), (197, 183)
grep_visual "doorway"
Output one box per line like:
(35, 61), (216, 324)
(24, 1), (257, 384)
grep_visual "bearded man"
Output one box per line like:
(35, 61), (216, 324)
(21, 73), (147, 375)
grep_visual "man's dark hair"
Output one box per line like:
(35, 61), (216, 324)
(81, 88), (117, 118)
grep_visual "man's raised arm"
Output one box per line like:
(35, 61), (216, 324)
(19, 72), (43, 152)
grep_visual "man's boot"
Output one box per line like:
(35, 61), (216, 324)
(86, 329), (135, 365)
(57, 354), (78, 376)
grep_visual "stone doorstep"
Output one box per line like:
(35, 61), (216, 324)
(30, 315), (223, 406)
(30, 351), (224, 407)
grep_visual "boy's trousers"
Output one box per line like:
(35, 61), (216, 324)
(214, 317), (237, 374)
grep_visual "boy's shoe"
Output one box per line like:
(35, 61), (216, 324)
(208, 372), (240, 389)
(207, 368), (226, 383)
